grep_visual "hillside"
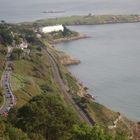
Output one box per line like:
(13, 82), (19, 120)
(0, 44), (6, 106)
(21, 15), (140, 26)
(0, 22), (138, 140)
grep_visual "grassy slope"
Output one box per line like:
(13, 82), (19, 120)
(47, 43), (117, 124)
(10, 45), (59, 107)
(0, 45), (6, 106)
(30, 15), (140, 26)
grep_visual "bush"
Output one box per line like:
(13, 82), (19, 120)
(9, 94), (78, 140)
(11, 48), (23, 60)
(71, 124), (113, 140)
(0, 24), (13, 45)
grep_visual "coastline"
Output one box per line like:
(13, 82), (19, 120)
(29, 15), (140, 27)
(60, 49), (140, 139)
(1, 8), (140, 138)
(51, 33), (89, 44)
(58, 51), (80, 66)
(54, 32), (140, 139)
(4, 16), (140, 138)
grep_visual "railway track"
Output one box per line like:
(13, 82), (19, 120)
(45, 46), (94, 126)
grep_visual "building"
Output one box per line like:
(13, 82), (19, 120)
(40, 25), (64, 33)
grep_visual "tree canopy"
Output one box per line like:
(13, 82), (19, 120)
(0, 24), (13, 45)
(9, 94), (78, 140)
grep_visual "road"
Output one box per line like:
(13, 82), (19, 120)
(0, 47), (15, 115)
(46, 46), (94, 126)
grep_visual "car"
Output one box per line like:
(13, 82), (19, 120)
(7, 89), (10, 93)
(6, 93), (12, 98)
(5, 83), (8, 86)
(9, 94), (13, 98)
(6, 94), (10, 98)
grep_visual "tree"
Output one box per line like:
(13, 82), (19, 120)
(10, 94), (78, 140)
(71, 124), (113, 140)
(14, 35), (22, 45)
(62, 25), (71, 36)
(114, 129), (129, 140)
(10, 48), (23, 60)
(6, 125), (30, 140)
(1, 20), (6, 24)
(0, 24), (13, 45)
(0, 116), (30, 140)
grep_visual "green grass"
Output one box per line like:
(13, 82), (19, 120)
(0, 45), (6, 107)
(10, 74), (24, 91)
(10, 44), (60, 107)
(27, 15), (140, 26)
(86, 101), (118, 127)
(10, 74), (41, 107)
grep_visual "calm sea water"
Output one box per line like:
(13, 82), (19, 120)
(0, 0), (140, 22)
(56, 23), (140, 121)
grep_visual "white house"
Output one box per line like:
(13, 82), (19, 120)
(40, 25), (64, 33)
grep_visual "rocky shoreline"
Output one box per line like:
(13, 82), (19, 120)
(58, 52), (80, 66)
(51, 33), (89, 44)
(56, 34), (140, 139)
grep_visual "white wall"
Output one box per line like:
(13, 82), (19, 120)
(41, 25), (64, 33)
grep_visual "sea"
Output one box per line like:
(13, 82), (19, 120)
(56, 23), (140, 121)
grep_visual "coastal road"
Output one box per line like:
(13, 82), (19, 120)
(0, 47), (15, 115)
(45, 46), (94, 126)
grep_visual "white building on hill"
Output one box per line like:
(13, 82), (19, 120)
(40, 25), (64, 33)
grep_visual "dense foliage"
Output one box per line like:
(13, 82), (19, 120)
(8, 94), (78, 140)
(0, 24), (13, 45)
(0, 117), (30, 140)
(6, 94), (129, 140)
(72, 124), (112, 140)
(10, 48), (23, 60)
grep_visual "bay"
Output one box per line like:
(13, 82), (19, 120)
(56, 23), (140, 121)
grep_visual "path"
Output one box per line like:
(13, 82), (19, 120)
(45, 45), (94, 126)
(0, 47), (15, 115)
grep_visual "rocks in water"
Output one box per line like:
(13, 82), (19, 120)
(59, 51), (80, 65)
